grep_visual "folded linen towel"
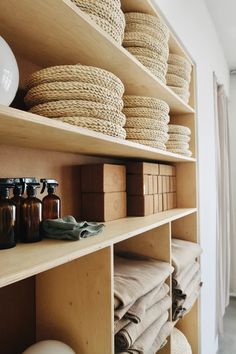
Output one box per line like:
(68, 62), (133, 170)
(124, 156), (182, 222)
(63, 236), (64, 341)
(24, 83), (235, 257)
(147, 321), (174, 354)
(114, 283), (169, 334)
(175, 263), (200, 295)
(173, 261), (199, 288)
(115, 295), (171, 350)
(41, 215), (104, 240)
(117, 311), (169, 354)
(172, 238), (202, 276)
(114, 255), (173, 310)
(183, 283), (202, 314)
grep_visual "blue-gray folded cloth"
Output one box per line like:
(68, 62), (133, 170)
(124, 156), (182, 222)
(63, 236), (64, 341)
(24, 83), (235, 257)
(41, 215), (105, 241)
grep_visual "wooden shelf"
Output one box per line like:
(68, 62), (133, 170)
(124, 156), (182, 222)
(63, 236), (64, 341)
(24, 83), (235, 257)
(0, 208), (196, 288)
(0, 0), (194, 114)
(0, 105), (196, 162)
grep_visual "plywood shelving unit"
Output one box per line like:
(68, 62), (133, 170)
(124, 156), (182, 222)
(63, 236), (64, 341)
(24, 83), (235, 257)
(0, 1), (199, 354)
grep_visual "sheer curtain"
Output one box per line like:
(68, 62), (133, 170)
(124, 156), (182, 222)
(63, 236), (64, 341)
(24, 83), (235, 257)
(214, 75), (231, 334)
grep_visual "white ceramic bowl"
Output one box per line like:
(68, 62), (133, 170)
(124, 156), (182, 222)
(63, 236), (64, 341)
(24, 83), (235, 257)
(22, 340), (76, 354)
(0, 36), (19, 106)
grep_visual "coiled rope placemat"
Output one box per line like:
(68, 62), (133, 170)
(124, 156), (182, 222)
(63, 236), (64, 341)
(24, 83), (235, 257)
(127, 46), (169, 62)
(167, 64), (191, 82)
(123, 107), (170, 123)
(125, 23), (169, 44)
(168, 124), (191, 135)
(134, 55), (168, 76)
(125, 117), (168, 132)
(126, 128), (169, 142)
(26, 65), (124, 97)
(129, 139), (166, 150)
(123, 32), (169, 57)
(25, 82), (123, 110)
(168, 133), (191, 143)
(166, 141), (189, 150)
(166, 73), (189, 89)
(89, 14), (124, 44)
(168, 54), (192, 71)
(123, 95), (170, 113)
(29, 100), (126, 126)
(54, 116), (126, 139)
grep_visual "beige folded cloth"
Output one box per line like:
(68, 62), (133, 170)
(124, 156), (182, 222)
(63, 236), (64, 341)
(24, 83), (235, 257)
(118, 311), (169, 354)
(173, 261), (199, 287)
(147, 321), (174, 354)
(172, 238), (202, 276)
(114, 255), (173, 312)
(183, 284), (201, 314)
(175, 262), (200, 292)
(114, 283), (169, 334)
(184, 270), (201, 298)
(115, 295), (171, 350)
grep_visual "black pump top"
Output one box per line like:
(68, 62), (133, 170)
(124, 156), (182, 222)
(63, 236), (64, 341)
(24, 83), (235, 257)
(13, 178), (25, 196)
(23, 178), (41, 197)
(40, 179), (59, 194)
(0, 178), (15, 198)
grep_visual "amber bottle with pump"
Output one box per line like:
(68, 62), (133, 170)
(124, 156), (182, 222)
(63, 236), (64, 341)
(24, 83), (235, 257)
(41, 179), (61, 220)
(21, 178), (42, 243)
(0, 178), (16, 249)
(11, 178), (25, 242)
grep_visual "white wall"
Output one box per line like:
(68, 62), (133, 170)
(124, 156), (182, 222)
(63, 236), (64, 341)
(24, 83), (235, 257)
(152, 1), (230, 353)
(229, 75), (236, 296)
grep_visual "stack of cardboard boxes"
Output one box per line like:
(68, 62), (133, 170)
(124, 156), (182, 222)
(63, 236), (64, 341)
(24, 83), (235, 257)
(127, 162), (176, 216)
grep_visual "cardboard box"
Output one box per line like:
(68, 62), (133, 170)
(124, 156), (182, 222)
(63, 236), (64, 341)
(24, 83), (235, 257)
(162, 193), (168, 211)
(158, 194), (163, 212)
(127, 195), (154, 216)
(81, 163), (126, 193)
(170, 176), (177, 192)
(154, 194), (163, 213)
(82, 192), (127, 221)
(157, 176), (163, 194)
(167, 193), (173, 210)
(159, 164), (176, 176)
(153, 176), (158, 194)
(173, 192), (177, 208)
(126, 162), (159, 175)
(127, 174), (149, 195)
(148, 175), (154, 194)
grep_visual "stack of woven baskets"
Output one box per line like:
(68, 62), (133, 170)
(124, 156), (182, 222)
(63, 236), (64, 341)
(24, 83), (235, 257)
(123, 12), (169, 83)
(24, 64), (126, 139)
(123, 95), (170, 150)
(166, 124), (192, 157)
(71, 0), (125, 45)
(166, 54), (192, 103)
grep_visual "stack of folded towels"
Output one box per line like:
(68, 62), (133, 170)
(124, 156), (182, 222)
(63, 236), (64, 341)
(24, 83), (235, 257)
(114, 254), (174, 353)
(171, 238), (203, 321)
(166, 54), (192, 104)
(166, 124), (192, 157)
(123, 12), (169, 83)
(71, 0), (125, 45)
(123, 95), (170, 150)
(24, 64), (126, 139)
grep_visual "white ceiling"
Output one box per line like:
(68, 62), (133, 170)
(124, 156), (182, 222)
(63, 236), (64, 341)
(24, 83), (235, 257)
(205, 0), (236, 70)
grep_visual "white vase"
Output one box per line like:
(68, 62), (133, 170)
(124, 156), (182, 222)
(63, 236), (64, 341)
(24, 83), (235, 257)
(22, 340), (76, 354)
(0, 36), (19, 106)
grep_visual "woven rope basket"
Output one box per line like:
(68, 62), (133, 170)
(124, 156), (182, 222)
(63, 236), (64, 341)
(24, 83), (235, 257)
(168, 124), (191, 135)
(148, 67), (166, 84)
(123, 95), (170, 113)
(89, 14), (124, 44)
(168, 133), (191, 143)
(29, 100), (126, 126)
(123, 32), (169, 57)
(166, 73), (189, 90)
(129, 139), (166, 150)
(166, 141), (189, 150)
(171, 328), (192, 354)
(125, 117), (168, 132)
(168, 86), (190, 96)
(125, 23), (169, 44)
(167, 148), (192, 157)
(125, 12), (169, 40)
(25, 82), (123, 110)
(134, 55), (168, 76)
(168, 64), (191, 82)
(26, 65), (124, 97)
(126, 128), (169, 142)
(55, 116), (126, 139)
(168, 54), (192, 71)
(127, 46), (169, 62)
(123, 107), (170, 123)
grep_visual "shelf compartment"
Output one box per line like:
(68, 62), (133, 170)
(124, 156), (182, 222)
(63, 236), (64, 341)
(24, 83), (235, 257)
(0, 208), (196, 288)
(0, 0), (194, 114)
(0, 106), (196, 162)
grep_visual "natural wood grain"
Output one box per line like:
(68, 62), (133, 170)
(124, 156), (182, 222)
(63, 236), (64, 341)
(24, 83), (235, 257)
(0, 0), (194, 114)
(0, 106), (196, 162)
(0, 208), (196, 288)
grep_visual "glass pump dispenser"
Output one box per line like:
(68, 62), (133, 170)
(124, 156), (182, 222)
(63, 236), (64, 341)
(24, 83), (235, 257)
(0, 178), (16, 249)
(10, 178), (25, 242)
(41, 178), (61, 220)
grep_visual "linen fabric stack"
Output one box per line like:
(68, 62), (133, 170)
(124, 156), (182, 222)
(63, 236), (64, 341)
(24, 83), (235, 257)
(167, 124), (192, 156)
(123, 12), (169, 83)
(171, 238), (203, 321)
(24, 64), (126, 139)
(114, 255), (174, 354)
(167, 54), (192, 104)
(71, 0), (125, 45)
(123, 95), (170, 150)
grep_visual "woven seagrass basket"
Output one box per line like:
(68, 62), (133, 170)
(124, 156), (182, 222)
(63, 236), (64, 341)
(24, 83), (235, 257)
(123, 95), (170, 113)
(129, 139), (166, 150)
(125, 117), (168, 132)
(126, 128), (169, 142)
(168, 133), (190, 143)
(168, 124), (191, 135)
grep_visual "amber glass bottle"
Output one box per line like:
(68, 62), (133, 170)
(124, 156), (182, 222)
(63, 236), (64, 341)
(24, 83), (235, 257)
(41, 179), (61, 220)
(0, 178), (16, 249)
(11, 178), (25, 242)
(21, 182), (42, 243)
